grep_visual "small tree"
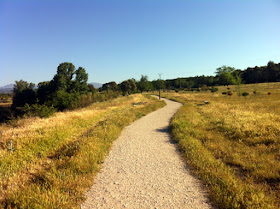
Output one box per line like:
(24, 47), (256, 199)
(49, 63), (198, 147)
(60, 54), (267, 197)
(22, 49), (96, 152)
(120, 79), (137, 95)
(12, 80), (36, 110)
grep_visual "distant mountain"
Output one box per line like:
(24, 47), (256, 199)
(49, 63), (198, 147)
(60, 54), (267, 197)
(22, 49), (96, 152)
(1, 84), (14, 89)
(0, 84), (14, 94)
(89, 82), (102, 89)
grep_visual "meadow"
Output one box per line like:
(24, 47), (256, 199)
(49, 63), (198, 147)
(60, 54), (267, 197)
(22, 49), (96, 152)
(0, 94), (165, 208)
(161, 82), (280, 208)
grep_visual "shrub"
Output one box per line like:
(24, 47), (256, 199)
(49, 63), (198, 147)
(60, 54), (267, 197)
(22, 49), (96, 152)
(21, 104), (56, 118)
(242, 92), (249, 97)
(201, 85), (208, 91)
(228, 91), (233, 96)
(222, 92), (227, 95)
(211, 87), (219, 93)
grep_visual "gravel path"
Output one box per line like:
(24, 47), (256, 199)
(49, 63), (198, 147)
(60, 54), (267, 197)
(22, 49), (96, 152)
(81, 98), (212, 209)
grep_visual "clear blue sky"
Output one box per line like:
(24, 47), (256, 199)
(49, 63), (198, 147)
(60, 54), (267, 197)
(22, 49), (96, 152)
(1, 0), (280, 86)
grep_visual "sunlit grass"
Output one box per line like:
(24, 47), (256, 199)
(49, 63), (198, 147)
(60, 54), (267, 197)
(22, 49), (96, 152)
(0, 94), (165, 208)
(161, 83), (280, 208)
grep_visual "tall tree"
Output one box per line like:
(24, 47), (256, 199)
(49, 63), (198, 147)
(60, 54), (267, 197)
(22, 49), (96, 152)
(72, 67), (89, 93)
(51, 62), (75, 92)
(137, 75), (151, 93)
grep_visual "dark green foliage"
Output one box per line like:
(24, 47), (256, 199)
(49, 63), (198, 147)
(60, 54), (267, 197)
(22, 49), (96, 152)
(12, 80), (36, 112)
(211, 87), (219, 93)
(11, 63), (93, 119)
(243, 61), (280, 84)
(37, 81), (51, 104)
(21, 104), (56, 118)
(37, 63), (89, 111)
(151, 79), (165, 90)
(50, 90), (80, 111)
(120, 79), (137, 95)
(242, 92), (249, 97)
(72, 67), (89, 94)
(0, 106), (13, 123)
(162, 61), (280, 89)
(50, 62), (75, 92)
(137, 75), (152, 93)
(88, 84), (96, 93)
(100, 81), (118, 92)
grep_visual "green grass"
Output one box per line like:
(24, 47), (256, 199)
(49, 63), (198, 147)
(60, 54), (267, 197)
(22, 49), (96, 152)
(0, 94), (165, 208)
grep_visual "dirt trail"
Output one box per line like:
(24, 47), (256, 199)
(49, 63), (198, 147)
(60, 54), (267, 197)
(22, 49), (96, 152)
(82, 98), (212, 208)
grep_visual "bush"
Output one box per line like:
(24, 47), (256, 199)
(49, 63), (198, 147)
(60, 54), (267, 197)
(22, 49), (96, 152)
(222, 92), (227, 95)
(50, 91), (80, 111)
(227, 91), (233, 96)
(211, 87), (219, 93)
(21, 104), (56, 118)
(0, 107), (13, 123)
(242, 92), (249, 97)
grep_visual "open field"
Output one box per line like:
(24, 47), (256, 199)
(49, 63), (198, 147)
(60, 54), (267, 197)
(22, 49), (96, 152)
(0, 94), (165, 208)
(159, 82), (280, 208)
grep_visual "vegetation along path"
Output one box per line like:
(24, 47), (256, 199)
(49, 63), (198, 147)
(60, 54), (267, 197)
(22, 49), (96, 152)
(82, 98), (211, 208)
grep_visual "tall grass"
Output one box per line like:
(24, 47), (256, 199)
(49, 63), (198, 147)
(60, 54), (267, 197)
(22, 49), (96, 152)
(0, 94), (165, 208)
(161, 83), (280, 208)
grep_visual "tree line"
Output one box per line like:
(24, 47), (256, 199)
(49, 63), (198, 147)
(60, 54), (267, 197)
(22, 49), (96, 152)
(5, 60), (280, 121)
(161, 61), (280, 89)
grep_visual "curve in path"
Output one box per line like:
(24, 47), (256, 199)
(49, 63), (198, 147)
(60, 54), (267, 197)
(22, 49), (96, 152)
(82, 98), (212, 209)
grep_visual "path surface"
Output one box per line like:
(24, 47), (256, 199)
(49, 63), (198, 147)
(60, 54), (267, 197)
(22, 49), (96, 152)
(82, 98), (212, 209)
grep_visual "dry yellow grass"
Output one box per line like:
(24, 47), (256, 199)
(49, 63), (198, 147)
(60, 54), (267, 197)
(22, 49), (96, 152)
(161, 83), (280, 208)
(0, 94), (165, 208)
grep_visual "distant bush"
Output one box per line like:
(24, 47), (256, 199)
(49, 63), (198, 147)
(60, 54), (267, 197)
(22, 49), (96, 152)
(211, 87), (219, 93)
(242, 92), (249, 97)
(227, 91), (233, 96)
(201, 85), (209, 91)
(222, 92), (227, 95)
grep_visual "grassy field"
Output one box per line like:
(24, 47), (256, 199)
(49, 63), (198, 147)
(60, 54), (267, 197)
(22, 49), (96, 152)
(159, 82), (280, 208)
(0, 94), (165, 208)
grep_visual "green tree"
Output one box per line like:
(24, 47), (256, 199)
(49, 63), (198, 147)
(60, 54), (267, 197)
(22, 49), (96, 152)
(120, 79), (137, 95)
(267, 61), (279, 82)
(51, 62), (75, 92)
(101, 81), (118, 92)
(137, 75), (151, 93)
(88, 84), (96, 93)
(72, 67), (89, 93)
(37, 81), (51, 104)
(12, 80), (36, 110)
(216, 66), (236, 85)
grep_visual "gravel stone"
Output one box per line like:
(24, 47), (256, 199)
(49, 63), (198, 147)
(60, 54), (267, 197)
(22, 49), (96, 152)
(81, 98), (212, 209)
